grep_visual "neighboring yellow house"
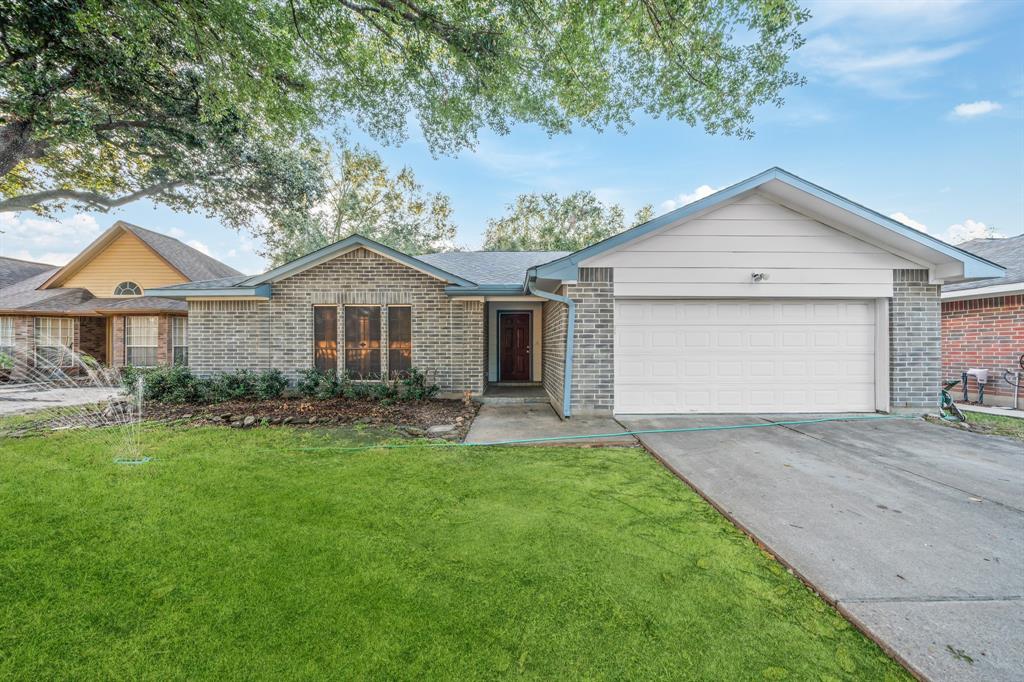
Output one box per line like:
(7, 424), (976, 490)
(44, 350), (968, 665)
(0, 221), (240, 370)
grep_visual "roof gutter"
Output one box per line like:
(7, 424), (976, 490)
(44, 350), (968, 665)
(145, 284), (272, 299)
(527, 276), (574, 418)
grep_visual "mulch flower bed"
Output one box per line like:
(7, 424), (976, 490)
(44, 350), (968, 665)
(142, 397), (479, 440)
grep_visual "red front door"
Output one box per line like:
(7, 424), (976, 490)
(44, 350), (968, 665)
(499, 313), (531, 381)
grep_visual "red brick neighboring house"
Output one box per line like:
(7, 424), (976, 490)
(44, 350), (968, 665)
(942, 234), (1024, 407)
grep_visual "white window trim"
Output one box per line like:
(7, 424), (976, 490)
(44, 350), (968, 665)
(125, 316), (159, 367)
(171, 316), (188, 365)
(0, 316), (14, 352)
(113, 281), (144, 297)
(33, 317), (75, 368)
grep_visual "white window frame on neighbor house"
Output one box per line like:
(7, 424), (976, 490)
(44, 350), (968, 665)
(113, 281), (143, 296)
(0, 316), (14, 358)
(125, 316), (159, 367)
(34, 317), (75, 368)
(172, 317), (188, 365)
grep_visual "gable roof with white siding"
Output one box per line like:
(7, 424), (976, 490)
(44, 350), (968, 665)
(583, 192), (919, 298)
(532, 168), (1004, 289)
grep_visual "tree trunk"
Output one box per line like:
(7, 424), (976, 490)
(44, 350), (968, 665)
(0, 119), (46, 177)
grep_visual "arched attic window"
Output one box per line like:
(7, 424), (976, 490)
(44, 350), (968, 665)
(113, 281), (143, 296)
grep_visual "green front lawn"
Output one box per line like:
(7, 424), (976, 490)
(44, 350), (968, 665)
(0, 426), (908, 680)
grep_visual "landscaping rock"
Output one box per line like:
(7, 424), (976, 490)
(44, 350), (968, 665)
(230, 420), (242, 429)
(220, 413), (233, 421)
(282, 416), (293, 424)
(308, 416), (317, 424)
(242, 416), (256, 428)
(427, 424), (456, 435)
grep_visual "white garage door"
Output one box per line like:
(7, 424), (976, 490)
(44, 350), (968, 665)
(615, 299), (877, 414)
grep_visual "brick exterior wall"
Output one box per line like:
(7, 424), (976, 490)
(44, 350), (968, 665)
(890, 269), (941, 409)
(565, 267), (615, 415)
(188, 247), (486, 394)
(942, 294), (1024, 406)
(79, 316), (106, 364)
(541, 297), (567, 415)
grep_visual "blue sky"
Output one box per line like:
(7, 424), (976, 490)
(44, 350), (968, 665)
(1, 0), (1021, 275)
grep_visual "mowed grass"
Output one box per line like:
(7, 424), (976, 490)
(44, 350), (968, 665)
(0, 426), (909, 680)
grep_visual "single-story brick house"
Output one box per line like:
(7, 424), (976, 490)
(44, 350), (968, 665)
(941, 234), (1023, 407)
(149, 168), (1004, 416)
(0, 221), (240, 372)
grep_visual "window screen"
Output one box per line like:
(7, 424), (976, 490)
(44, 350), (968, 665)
(387, 306), (412, 378)
(344, 306), (381, 379)
(313, 306), (338, 373)
(126, 316), (159, 367)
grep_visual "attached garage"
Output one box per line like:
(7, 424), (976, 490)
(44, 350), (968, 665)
(614, 299), (882, 413)
(527, 168), (1005, 417)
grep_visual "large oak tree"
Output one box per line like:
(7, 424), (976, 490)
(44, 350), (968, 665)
(1, 0), (807, 236)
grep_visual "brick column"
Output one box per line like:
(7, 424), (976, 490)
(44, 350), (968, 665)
(890, 269), (941, 408)
(567, 267), (615, 415)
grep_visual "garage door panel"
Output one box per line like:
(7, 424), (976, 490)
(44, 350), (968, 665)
(614, 299), (876, 413)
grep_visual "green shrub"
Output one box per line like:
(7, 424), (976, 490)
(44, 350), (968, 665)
(296, 368), (322, 398)
(254, 369), (288, 400)
(207, 370), (258, 402)
(400, 368), (439, 401)
(0, 352), (14, 371)
(371, 379), (400, 405)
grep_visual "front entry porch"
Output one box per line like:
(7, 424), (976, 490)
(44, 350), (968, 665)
(477, 383), (548, 405)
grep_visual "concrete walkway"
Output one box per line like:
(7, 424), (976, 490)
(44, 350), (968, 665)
(465, 404), (636, 446)
(0, 385), (120, 416)
(959, 403), (1024, 420)
(622, 414), (1024, 682)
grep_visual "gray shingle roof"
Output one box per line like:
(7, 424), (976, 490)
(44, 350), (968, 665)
(943, 234), (1023, 292)
(418, 251), (571, 286)
(0, 256), (56, 288)
(0, 269), (81, 312)
(90, 297), (187, 312)
(122, 223), (242, 281)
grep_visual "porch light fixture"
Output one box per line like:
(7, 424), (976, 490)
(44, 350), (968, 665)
(751, 272), (770, 282)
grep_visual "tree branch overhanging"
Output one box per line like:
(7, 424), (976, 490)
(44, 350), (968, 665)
(0, 180), (186, 213)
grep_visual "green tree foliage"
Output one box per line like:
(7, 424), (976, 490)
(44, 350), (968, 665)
(1, 0), (807, 229)
(483, 192), (654, 251)
(259, 144), (456, 264)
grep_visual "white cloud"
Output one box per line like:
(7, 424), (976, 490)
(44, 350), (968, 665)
(7, 248), (77, 266)
(800, 37), (973, 97)
(943, 219), (1005, 244)
(660, 185), (720, 212)
(185, 239), (211, 256)
(950, 100), (1002, 118)
(890, 212), (928, 233)
(167, 227), (187, 239)
(0, 213), (102, 262)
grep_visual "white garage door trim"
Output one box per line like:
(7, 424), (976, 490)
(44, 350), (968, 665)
(614, 299), (888, 414)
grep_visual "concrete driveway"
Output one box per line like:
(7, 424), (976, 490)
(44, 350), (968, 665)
(621, 414), (1024, 682)
(0, 384), (119, 416)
